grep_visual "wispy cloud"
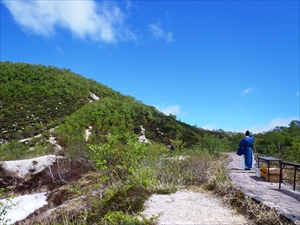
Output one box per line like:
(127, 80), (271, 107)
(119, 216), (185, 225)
(245, 116), (299, 134)
(201, 116), (299, 133)
(148, 23), (174, 43)
(55, 46), (63, 55)
(238, 87), (255, 96)
(201, 124), (219, 131)
(154, 104), (180, 115)
(2, 0), (135, 44)
(295, 91), (299, 97)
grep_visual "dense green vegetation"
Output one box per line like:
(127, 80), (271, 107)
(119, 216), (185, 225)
(0, 61), (299, 224)
(1, 61), (299, 163)
(0, 61), (125, 142)
(0, 131), (295, 224)
(254, 120), (300, 162)
(0, 61), (209, 147)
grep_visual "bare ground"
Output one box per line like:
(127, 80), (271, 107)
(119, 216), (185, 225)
(141, 188), (251, 225)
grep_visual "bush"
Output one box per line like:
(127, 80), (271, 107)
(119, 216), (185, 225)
(0, 140), (28, 160)
(86, 185), (153, 224)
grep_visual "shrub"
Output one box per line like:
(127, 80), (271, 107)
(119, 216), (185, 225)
(86, 185), (153, 224)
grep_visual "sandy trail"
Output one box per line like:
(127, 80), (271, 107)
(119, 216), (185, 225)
(141, 189), (250, 224)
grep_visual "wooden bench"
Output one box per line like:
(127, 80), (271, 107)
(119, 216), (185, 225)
(279, 161), (300, 191)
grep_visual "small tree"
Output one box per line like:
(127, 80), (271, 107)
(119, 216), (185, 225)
(88, 132), (155, 187)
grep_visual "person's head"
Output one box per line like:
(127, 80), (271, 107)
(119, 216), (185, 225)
(245, 130), (250, 136)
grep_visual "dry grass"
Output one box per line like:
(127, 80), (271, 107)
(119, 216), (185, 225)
(201, 154), (294, 225)
(3, 144), (297, 225)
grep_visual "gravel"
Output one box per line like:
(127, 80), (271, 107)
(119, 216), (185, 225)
(141, 189), (250, 225)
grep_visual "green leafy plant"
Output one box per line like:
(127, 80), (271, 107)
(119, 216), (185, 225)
(88, 132), (155, 186)
(0, 188), (14, 225)
(101, 210), (157, 225)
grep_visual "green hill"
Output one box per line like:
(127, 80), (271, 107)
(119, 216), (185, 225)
(0, 61), (299, 225)
(0, 61), (212, 147)
(1, 61), (299, 163)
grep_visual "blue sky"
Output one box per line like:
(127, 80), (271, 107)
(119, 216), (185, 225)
(1, 0), (299, 134)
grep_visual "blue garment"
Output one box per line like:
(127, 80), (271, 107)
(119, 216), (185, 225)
(237, 135), (254, 168)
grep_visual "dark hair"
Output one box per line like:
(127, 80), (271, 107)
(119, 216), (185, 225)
(245, 130), (250, 136)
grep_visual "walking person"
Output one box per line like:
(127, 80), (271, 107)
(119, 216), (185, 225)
(237, 130), (254, 170)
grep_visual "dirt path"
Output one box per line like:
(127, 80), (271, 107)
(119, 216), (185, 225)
(141, 188), (251, 225)
(140, 153), (253, 225)
(141, 153), (300, 224)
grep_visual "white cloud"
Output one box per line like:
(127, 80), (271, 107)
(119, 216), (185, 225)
(201, 124), (219, 131)
(238, 87), (255, 96)
(245, 116), (299, 134)
(154, 104), (180, 115)
(2, 0), (136, 43)
(200, 116), (299, 133)
(148, 23), (174, 43)
(295, 91), (299, 97)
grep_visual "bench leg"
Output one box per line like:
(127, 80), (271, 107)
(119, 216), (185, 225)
(279, 163), (282, 190)
(293, 167), (296, 191)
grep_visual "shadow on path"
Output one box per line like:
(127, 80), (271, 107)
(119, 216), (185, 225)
(272, 188), (300, 202)
(227, 153), (300, 224)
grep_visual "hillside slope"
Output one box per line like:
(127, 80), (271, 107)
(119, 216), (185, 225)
(0, 61), (212, 150)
